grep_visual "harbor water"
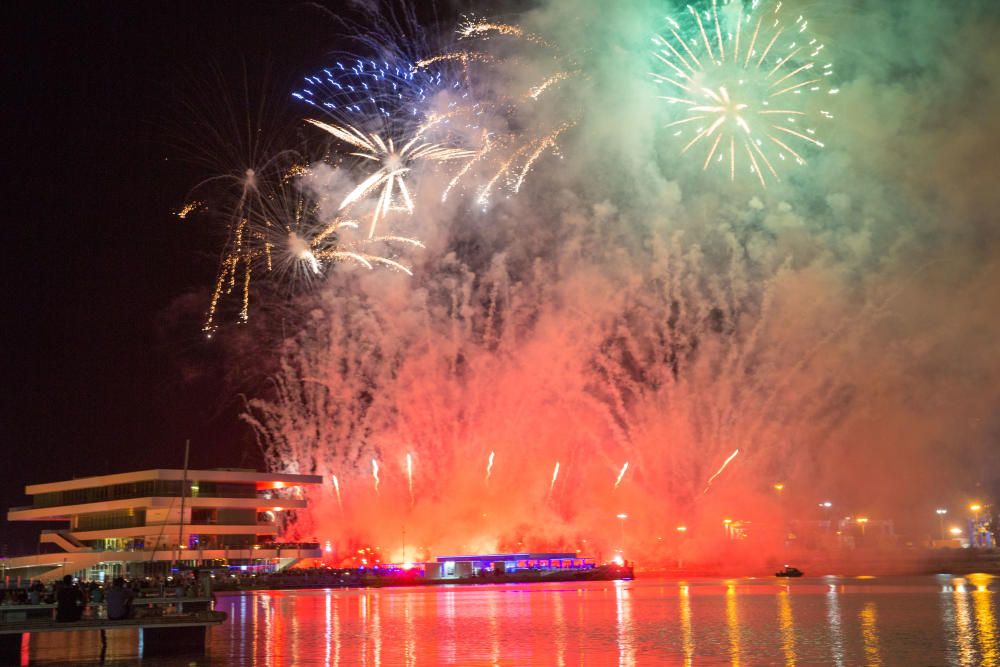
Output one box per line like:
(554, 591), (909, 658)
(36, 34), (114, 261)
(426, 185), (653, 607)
(26, 574), (999, 665)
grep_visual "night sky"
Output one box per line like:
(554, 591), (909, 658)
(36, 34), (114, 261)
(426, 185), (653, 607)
(1, 1), (346, 552)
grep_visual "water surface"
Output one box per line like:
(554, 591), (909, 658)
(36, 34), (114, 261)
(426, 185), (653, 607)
(28, 574), (1000, 665)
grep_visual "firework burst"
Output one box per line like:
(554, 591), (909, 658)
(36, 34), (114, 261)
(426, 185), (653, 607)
(198, 164), (424, 334)
(295, 58), (476, 237)
(652, 0), (836, 186)
(306, 118), (474, 238)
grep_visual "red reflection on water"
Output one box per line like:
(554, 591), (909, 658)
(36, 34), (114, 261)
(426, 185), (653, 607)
(22, 577), (1000, 665)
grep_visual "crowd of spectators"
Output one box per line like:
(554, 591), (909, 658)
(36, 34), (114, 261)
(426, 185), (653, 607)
(0, 571), (210, 622)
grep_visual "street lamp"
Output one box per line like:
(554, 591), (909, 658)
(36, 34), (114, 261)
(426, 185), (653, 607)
(773, 483), (785, 492)
(935, 508), (948, 540)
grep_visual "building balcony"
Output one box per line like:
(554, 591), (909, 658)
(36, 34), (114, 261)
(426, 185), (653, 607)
(8, 496), (307, 522)
(66, 523), (279, 544)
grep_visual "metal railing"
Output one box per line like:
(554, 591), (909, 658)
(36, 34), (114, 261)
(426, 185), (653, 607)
(0, 596), (214, 624)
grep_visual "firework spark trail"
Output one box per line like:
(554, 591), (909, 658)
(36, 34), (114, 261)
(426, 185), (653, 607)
(485, 450), (495, 484)
(703, 449), (740, 494)
(415, 51), (497, 70)
(549, 461), (561, 495)
(528, 72), (571, 100)
(457, 18), (552, 48)
(332, 475), (343, 510)
(406, 452), (414, 504)
(198, 162), (426, 332)
(306, 119), (474, 238)
(614, 461), (630, 489)
(176, 201), (203, 219)
(476, 123), (574, 207)
(372, 458), (381, 495)
(651, 0), (836, 186)
(458, 19), (524, 39)
(419, 17), (576, 208)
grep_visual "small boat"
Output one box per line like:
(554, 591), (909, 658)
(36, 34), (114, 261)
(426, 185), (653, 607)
(775, 566), (803, 578)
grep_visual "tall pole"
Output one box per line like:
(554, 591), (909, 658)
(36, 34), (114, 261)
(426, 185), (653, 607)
(177, 440), (190, 564)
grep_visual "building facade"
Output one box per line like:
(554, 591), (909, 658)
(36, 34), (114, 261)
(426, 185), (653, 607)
(3, 468), (322, 583)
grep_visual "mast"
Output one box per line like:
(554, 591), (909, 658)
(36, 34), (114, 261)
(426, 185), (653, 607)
(176, 440), (190, 564)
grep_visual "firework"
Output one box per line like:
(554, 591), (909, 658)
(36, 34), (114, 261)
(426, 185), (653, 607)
(332, 474), (343, 510)
(295, 58), (476, 238)
(175, 201), (203, 219)
(614, 461), (630, 489)
(704, 448), (740, 493)
(420, 17), (576, 207)
(306, 118), (474, 238)
(247, 230), (886, 563)
(549, 461), (561, 494)
(293, 58), (455, 139)
(198, 163), (427, 333)
(475, 122), (574, 207)
(456, 17), (552, 48)
(652, 0), (836, 186)
(198, 162), (304, 334)
(372, 458), (381, 495)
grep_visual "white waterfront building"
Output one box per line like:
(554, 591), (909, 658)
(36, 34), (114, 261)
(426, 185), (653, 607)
(3, 468), (322, 583)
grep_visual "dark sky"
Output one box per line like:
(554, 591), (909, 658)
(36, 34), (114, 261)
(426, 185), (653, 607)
(0, 1), (351, 553)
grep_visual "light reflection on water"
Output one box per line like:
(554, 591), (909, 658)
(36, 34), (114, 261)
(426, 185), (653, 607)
(859, 601), (882, 667)
(777, 587), (796, 666)
(725, 581), (741, 666)
(679, 583), (694, 665)
(825, 582), (845, 666)
(25, 574), (1000, 665)
(971, 574), (999, 667)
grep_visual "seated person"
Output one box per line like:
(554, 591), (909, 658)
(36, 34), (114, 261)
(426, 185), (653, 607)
(55, 575), (85, 622)
(105, 578), (134, 621)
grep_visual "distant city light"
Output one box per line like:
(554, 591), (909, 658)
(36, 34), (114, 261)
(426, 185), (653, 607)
(949, 527), (963, 536)
(819, 501), (833, 508)
(676, 525), (688, 532)
(935, 508), (948, 515)
(773, 483), (785, 492)
(616, 513), (628, 520)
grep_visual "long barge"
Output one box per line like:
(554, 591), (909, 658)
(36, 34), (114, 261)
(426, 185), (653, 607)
(215, 552), (635, 591)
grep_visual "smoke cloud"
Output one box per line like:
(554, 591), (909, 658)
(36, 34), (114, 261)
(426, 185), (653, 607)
(242, 0), (1000, 567)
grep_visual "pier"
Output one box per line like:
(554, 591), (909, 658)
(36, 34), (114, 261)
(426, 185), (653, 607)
(0, 597), (225, 664)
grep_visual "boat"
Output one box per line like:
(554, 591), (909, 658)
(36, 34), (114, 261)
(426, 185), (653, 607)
(775, 565), (803, 577)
